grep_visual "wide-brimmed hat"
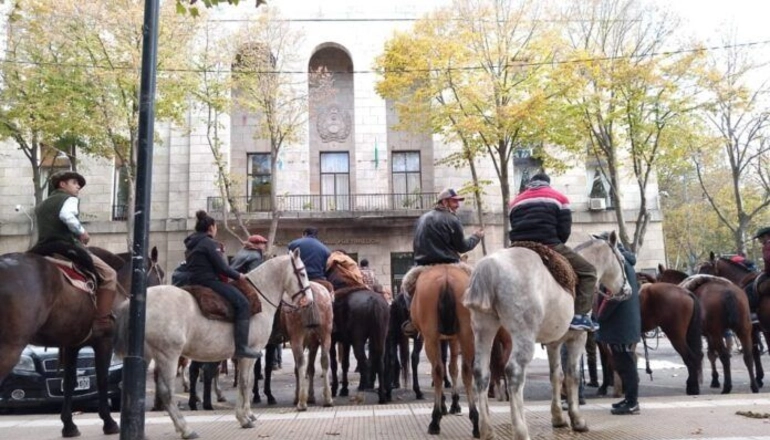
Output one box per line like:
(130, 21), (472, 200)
(754, 226), (770, 240)
(247, 234), (268, 244)
(437, 188), (464, 202)
(50, 171), (86, 188)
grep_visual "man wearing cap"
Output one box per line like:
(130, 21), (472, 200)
(399, 188), (484, 331)
(755, 226), (770, 274)
(231, 234), (268, 274)
(34, 171), (118, 337)
(509, 172), (598, 331)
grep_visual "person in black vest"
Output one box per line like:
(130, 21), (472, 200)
(230, 234), (268, 274)
(595, 241), (641, 415)
(34, 171), (118, 337)
(508, 172), (598, 331)
(184, 210), (259, 359)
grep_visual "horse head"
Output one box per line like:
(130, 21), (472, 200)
(585, 231), (631, 300)
(283, 248), (313, 308)
(147, 246), (166, 286)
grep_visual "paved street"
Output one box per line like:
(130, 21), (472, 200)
(3, 337), (770, 439)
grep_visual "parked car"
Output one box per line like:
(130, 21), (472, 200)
(0, 345), (123, 412)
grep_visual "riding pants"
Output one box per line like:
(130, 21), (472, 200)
(198, 279), (250, 321)
(610, 343), (638, 405)
(89, 252), (117, 291)
(551, 243), (597, 315)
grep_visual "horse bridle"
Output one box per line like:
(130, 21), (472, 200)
(598, 239), (630, 299)
(247, 255), (312, 310)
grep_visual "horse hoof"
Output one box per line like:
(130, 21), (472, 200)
(241, 420), (255, 429)
(267, 397), (277, 405)
(552, 420), (569, 429)
(203, 404), (213, 411)
(449, 404), (461, 415)
(103, 421), (120, 435)
(416, 392), (425, 400)
(249, 414), (257, 421)
(721, 386), (732, 394)
(252, 396), (261, 404)
(428, 424), (441, 435)
(340, 389), (349, 397)
(710, 380), (720, 389)
(182, 432), (200, 440)
(572, 423), (589, 433)
(307, 396), (316, 405)
(596, 387), (607, 396)
(297, 405), (308, 412)
(323, 402), (334, 408)
(218, 397), (227, 402)
(62, 427), (81, 438)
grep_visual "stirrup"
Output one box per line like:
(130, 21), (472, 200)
(402, 320), (418, 338)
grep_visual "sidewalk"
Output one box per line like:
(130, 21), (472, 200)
(3, 393), (770, 440)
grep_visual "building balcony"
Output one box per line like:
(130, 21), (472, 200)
(206, 192), (444, 224)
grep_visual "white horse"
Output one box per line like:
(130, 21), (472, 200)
(114, 249), (313, 439)
(464, 232), (631, 440)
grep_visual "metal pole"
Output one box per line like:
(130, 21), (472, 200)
(120, 0), (159, 438)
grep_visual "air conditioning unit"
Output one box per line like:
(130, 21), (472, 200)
(589, 198), (606, 211)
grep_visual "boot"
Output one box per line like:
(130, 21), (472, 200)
(234, 319), (260, 359)
(92, 286), (116, 337)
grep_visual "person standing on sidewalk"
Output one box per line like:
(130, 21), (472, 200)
(595, 240), (641, 415)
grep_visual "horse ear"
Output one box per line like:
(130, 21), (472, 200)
(291, 247), (301, 260)
(608, 230), (618, 246)
(658, 263), (666, 273)
(151, 246), (158, 262)
(709, 251), (716, 262)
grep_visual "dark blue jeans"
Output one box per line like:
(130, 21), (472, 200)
(197, 279), (250, 321)
(610, 344), (638, 405)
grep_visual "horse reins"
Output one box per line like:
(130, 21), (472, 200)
(595, 239), (630, 300)
(245, 256), (312, 311)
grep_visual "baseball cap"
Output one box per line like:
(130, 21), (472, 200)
(437, 188), (465, 202)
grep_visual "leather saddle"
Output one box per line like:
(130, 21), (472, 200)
(509, 241), (577, 296)
(29, 240), (99, 294)
(182, 278), (262, 322)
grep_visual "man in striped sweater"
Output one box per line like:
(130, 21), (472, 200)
(508, 172), (598, 331)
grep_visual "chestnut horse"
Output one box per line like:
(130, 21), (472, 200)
(638, 282), (703, 395)
(697, 253), (770, 387)
(680, 274), (759, 394)
(0, 246), (162, 438)
(410, 264), (479, 437)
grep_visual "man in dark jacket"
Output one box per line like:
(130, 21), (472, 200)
(595, 244), (641, 415)
(755, 226), (770, 274)
(34, 171), (118, 337)
(288, 227), (331, 282)
(508, 172), (597, 331)
(231, 234), (268, 274)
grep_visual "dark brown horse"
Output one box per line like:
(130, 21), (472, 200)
(680, 274), (759, 394)
(410, 265), (478, 438)
(638, 282), (704, 395)
(656, 264), (689, 284)
(0, 246), (163, 437)
(697, 253), (769, 387)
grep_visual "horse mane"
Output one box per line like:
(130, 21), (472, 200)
(573, 238), (600, 253)
(719, 256), (752, 272)
(679, 274), (733, 292)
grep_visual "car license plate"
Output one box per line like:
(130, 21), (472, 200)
(61, 376), (90, 392)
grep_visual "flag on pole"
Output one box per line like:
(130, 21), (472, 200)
(374, 136), (379, 169)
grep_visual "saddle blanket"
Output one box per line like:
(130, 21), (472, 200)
(509, 241), (577, 295)
(45, 256), (95, 294)
(182, 278), (262, 322)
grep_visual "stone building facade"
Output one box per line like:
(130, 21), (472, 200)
(0, 1), (666, 292)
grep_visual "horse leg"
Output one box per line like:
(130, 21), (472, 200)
(251, 358), (262, 404)
(330, 339), (339, 397)
(597, 343), (612, 396)
(352, 337), (370, 392)
(457, 324), (478, 439)
(412, 336), (425, 400)
(181, 358), (191, 393)
(447, 339), (462, 415)
(157, 354), (197, 439)
(235, 358), (257, 427)
(751, 325), (764, 388)
(292, 335), (309, 411)
(505, 331), (535, 440)
(214, 365), (226, 402)
(92, 338), (120, 434)
(738, 327), (759, 393)
(668, 334), (701, 396)
(264, 343), (277, 405)
(705, 335), (721, 389)
(471, 313), (497, 440)
(188, 361), (200, 411)
(306, 342), (318, 405)
(319, 335), (334, 407)
(424, 335), (445, 435)
(60, 347), (81, 438)
(563, 334), (588, 432)
(441, 340), (452, 389)
(371, 328), (389, 404)
(340, 342), (351, 397)
(545, 343), (569, 430)
(202, 362), (216, 410)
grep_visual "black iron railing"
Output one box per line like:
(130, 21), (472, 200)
(207, 192), (441, 214)
(112, 204), (128, 221)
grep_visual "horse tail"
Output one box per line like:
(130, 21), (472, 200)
(438, 274), (459, 336)
(685, 291), (704, 372)
(723, 288), (740, 330)
(463, 257), (496, 312)
(372, 295), (390, 351)
(113, 302), (131, 358)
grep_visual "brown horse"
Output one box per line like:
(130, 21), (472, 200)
(680, 274), (759, 394)
(410, 264), (478, 437)
(638, 282), (704, 395)
(0, 246), (162, 438)
(657, 264), (689, 284)
(279, 281), (334, 410)
(697, 253), (769, 387)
